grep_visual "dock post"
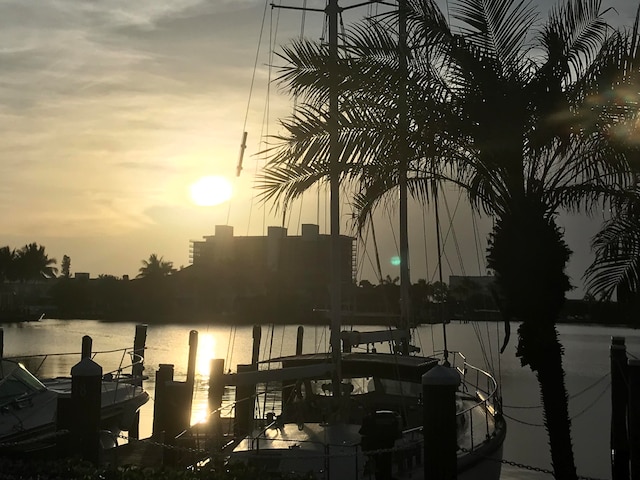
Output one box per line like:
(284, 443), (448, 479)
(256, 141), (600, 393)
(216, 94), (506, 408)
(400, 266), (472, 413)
(71, 349), (103, 465)
(296, 326), (304, 355)
(186, 330), (198, 387)
(152, 363), (175, 439)
(251, 325), (262, 365)
(185, 330), (198, 424)
(422, 364), (461, 480)
(235, 364), (257, 438)
(81, 335), (92, 359)
(629, 359), (640, 480)
(130, 324), (147, 440)
(611, 336), (629, 480)
(0, 327), (3, 358)
(208, 358), (225, 465)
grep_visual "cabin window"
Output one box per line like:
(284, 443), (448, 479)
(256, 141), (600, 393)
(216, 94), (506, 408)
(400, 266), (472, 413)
(378, 379), (422, 396)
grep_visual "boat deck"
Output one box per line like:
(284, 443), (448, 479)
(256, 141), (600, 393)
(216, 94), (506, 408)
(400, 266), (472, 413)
(233, 422), (365, 479)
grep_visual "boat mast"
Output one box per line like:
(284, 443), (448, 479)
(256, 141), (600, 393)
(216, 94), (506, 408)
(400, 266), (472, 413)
(398, 0), (412, 354)
(328, 0), (342, 397)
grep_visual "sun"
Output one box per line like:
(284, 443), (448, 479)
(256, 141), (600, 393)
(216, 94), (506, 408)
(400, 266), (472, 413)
(189, 176), (233, 206)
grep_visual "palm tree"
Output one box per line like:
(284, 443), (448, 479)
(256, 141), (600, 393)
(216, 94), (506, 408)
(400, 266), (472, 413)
(428, 3), (639, 476)
(256, 1), (640, 477)
(0, 246), (17, 281)
(15, 243), (58, 281)
(584, 186), (640, 302)
(137, 254), (176, 279)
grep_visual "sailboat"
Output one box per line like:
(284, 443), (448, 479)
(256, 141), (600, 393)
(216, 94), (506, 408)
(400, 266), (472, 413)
(224, 1), (506, 478)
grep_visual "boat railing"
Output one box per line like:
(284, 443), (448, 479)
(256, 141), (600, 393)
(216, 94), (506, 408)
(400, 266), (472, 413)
(426, 350), (501, 454)
(5, 346), (146, 385)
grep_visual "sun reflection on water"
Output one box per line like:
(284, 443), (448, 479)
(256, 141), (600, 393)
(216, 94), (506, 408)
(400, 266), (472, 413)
(191, 333), (216, 425)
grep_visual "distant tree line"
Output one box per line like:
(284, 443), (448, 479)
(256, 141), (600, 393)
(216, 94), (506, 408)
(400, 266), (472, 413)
(0, 244), (631, 326)
(0, 243), (58, 281)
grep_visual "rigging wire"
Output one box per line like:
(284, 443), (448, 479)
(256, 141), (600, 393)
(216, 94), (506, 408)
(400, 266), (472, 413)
(420, 204), (435, 355)
(503, 372), (611, 409)
(245, 2), (280, 236)
(433, 188), (449, 362)
(471, 210), (484, 275)
(240, 0), (271, 234)
(441, 190), (466, 276)
(503, 378), (611, 427)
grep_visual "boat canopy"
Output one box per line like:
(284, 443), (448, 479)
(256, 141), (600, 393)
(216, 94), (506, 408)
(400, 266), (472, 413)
(265, 352), (439, 383)
(0, 359), (47, 404)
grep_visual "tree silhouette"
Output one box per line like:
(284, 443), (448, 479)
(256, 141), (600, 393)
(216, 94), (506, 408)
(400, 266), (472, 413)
(61, 255), (71, 278)
(15, 243), (57, 281)
(0, 246), (17, 281)
(137, 254), (176, 279)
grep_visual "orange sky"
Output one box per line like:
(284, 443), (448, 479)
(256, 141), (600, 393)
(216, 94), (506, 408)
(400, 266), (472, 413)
(0, 0), (637, 297)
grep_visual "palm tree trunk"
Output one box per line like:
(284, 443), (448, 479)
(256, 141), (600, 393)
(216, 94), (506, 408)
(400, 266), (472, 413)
(518, 321), (577, 480)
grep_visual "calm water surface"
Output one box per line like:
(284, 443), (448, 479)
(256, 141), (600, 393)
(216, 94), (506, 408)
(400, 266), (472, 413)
(3, 319), (639, 480)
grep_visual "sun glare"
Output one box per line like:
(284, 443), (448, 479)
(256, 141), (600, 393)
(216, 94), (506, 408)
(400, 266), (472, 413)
(189, 175), (233, 206)
(196, 333), (217, 376)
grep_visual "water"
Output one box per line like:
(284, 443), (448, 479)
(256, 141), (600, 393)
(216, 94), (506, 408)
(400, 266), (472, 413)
(3, 319), (639, 480)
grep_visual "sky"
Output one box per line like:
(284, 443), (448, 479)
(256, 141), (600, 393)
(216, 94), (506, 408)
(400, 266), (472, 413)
(1, 0), (638, 298)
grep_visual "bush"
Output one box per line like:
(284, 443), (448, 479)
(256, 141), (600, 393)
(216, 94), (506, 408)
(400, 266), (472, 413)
(0, 458), (316, 480)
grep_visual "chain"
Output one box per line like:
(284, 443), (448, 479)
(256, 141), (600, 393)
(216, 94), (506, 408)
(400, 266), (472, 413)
(117, 433), (209, 455)
(459, 446), (608, 480)
(0, 429), (69, 449)
(117, 431), (421, 460)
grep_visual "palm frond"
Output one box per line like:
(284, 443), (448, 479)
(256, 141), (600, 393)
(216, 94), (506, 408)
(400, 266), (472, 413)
(585, 214), (640, 299)
(541, 0), (611, 80)
(449, 0), (538, 77)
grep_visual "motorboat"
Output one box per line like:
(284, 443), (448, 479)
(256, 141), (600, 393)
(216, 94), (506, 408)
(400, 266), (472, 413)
(0, 358), (148, 454)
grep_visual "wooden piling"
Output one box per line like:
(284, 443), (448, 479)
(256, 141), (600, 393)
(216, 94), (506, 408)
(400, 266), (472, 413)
(153, 363), (175, 439)
(81, 335), (92, 359)
(294, 326), (308, 402)
(185, 330), (198, 427)
(71, 352), (103, 465)
(186, 330), (198, 387)
(611, 336), (629, 480)
(133, 324), (148, 379)
(208, 358), (225, 426)
(296, 326), (304, 355)
(629, 359), (640, 480)
(130, 324), (147, 440)
(422, 364), (461, 480)
(251, 325), (262, 365)
(208, 358), (225, 464)
(235, 364), (256, 438)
